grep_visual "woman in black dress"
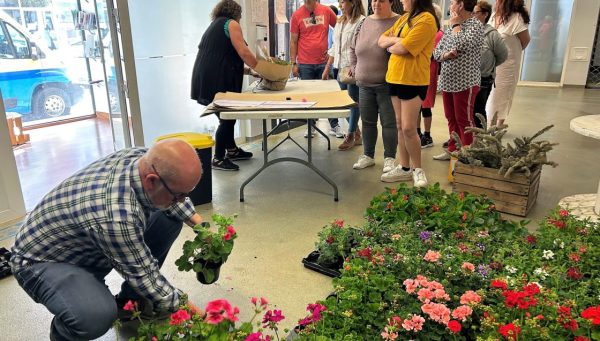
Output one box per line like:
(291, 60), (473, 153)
(191, 0), (259, 171)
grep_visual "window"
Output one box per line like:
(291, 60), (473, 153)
(5, 23), (30, 58)
(0, 23), (16, 58)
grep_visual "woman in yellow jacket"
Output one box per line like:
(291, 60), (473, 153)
(378, 0), (439, 187)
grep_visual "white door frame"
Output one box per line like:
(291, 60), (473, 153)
(0, 92), (26, 224)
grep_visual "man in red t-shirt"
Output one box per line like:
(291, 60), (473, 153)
(290, 0), (340, 137)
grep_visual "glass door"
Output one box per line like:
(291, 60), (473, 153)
(519, 0), (574, 84)
(92, 0), (132, 149)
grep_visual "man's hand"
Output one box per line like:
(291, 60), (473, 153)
(321, 67), (329, 80)
(186, 213), (203, 227)
(187, 301), (204, 317)
(292, 64), (299, 77)
(449, 10), (462, 27)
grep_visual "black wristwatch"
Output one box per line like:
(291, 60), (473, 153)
(452, 23), (461, 29)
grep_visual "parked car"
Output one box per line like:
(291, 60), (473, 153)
(0, 11), (82, 118)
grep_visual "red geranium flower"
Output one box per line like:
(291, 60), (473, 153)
(447, 320), (461, 333)
(491, 280), (508, 290)
(498, 323), (521, 340)
(567, 267), (583, 280)
(526, 235), (537, 245)
(581, 306), (600, 325)
(562, 319), (578, 331)
(574, 336), (590, 341)
(559, 209), (569, 217)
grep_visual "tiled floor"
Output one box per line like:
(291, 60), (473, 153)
(1, 87), (599, 340)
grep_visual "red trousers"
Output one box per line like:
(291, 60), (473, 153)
(442, 86), (479, 152)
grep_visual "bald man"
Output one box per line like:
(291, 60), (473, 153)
(11, 139), (203, 341)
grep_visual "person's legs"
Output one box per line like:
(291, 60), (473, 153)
(391, 96), (409, 168)
(118, 211), (184, 300)
(442, 91), (458, 152)
(15, 262), (117, 340)
(377, 85), (398, 159)
(400, 97), (424, 169)
(452, 86), (479, 148)
(347, 83), (360, 133)
(473, 79), (492, 128)
(214, 114), (237, 160)
(359, 86), (378, 158)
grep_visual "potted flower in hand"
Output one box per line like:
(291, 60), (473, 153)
(175, 214), (237, 284)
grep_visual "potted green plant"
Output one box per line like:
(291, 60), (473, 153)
(175, 214), (237, 284)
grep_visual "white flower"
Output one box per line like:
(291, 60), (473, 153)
(533, 268), (548, 280)
(530, 281), (543, 289)
(553, 239), (565, 249)
(542, 250), (554, 260)
(505, 265), (517, 274)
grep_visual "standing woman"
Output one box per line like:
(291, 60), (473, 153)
(485, 0), (530, 127)
(323, 0), (366, 151)
(349, 0), (399, 173)
(191, 0), (258, 171)
(378, 0), (439, 187)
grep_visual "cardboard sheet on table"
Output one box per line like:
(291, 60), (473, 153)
(210, 90), (355, 111)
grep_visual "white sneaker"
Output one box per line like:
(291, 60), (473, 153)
(329, 125), (344, 138)
(433, 151), (452, 161)
(353, 155), (375, 170)
(383, 157), (396, 173)
(412, 168), (428, 187)
(304, 127), (316, 138)
(380, 165), (412, 183)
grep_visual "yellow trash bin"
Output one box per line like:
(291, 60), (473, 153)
(156, 132), (215, 205)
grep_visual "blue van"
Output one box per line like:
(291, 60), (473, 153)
(0, 11), (82, 118)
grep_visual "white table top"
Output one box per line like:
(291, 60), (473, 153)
(252, 79), (342, 94)
(570, 114), (600, 140)
(220, 108), (349, 120)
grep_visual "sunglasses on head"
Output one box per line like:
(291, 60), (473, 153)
(310, 11), (316, 24)
(151, 164), (193, 202)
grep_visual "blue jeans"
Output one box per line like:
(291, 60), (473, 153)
(298, 63), (339, 128)
(335, 71), (360, 133)
(14, 211), (183, 340)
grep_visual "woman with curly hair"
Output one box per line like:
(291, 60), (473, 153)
(485, 0), (530, 127)
(191, 0), (259, 171)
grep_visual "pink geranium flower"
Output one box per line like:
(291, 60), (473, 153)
(251, 297), (268, 308)
(461, 262), (475, 272)
(460, 290), (481, 305)
(380, 326), (398, 340)
(423, 250), (441, 262)
(417, 288), (435, 303)
(404, 279), (418, 294)
(123, 300), (136, 312)
(451, 305), (473, 321)
(401, 314), (425, 331)
(227, 225), (236, 235)
(169, 309), (191, 326)
(421, 303), (451, 325)
(205, 299), (238, 324)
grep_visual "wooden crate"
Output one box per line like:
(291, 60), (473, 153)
(453, 162), (541, 217)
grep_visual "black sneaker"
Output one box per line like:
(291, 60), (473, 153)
(421, 135), (433, 149)
(226, 148), (253, 161)
(442, 139), (450, 149)
(212, 158), (239, 171)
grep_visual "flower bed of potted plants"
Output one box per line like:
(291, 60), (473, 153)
(174, 214), (237, 284)
(293, 184), (600, 340)
(302, 219), (361, 277)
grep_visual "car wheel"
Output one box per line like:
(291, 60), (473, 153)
(32, 87), (71, 118)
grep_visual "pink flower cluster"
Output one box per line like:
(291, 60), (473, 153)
(222, 225), (236, 241)
(461, 262), (475, 272)
(380, 314), (426, 340)
(459, 290), (482, 305)
(244, 332), (272, 341)
(423, 250), (441, 262)
(421, 302), (451, 325)
(205, 299), (239, 324)
(298, 303), (326, 327)
(169, 309), (191, 326)
(451, 305), (473, 322)
(404, 275), (450, 303)
(262, 309), (285, 328)
(251, 296), (268, 309)
(332, 219), (344, 228)
(401, 314), (426, 332)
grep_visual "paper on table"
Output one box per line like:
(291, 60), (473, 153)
(213, 99), (316, 109)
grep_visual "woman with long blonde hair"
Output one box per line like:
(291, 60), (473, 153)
(323, 0), (366, 151)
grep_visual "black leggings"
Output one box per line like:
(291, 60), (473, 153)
(214, 113), (237, 159)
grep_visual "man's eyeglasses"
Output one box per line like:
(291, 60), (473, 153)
(310, 11), (316, 24)
(151, 164), (192, 202)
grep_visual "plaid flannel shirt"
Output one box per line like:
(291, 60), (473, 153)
(10, 148), (196, 312)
